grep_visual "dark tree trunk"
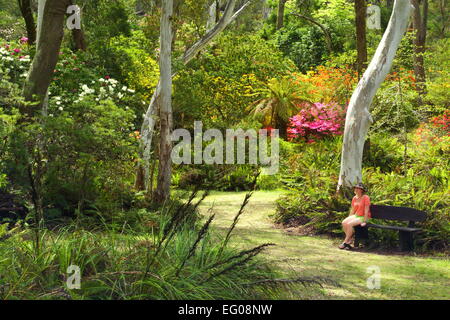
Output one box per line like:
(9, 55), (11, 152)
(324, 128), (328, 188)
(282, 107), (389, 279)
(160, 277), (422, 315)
(72, 29), (87, 51)
(355, 0), (368, 77)
(387, 0), (395, 9)
(17, 0), (37, 45)
(22, 0), (71, 118)
(412, 0), (428, 95)
(68, 1), (87, 51)
(277, 0), (287, 30)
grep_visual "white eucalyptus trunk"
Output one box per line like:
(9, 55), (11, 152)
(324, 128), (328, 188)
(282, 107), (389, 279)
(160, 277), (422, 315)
(338, 0), (414, 189)
(139, 0), (252, 189)
(154, 0), (174, 202)
(207, 1), (218, 29)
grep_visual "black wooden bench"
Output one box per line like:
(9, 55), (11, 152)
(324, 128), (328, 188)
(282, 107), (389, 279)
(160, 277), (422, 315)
(354, 204), (427, 251)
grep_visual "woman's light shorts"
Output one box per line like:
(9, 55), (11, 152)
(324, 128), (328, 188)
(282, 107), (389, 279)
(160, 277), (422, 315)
(350, 214), (368, 223)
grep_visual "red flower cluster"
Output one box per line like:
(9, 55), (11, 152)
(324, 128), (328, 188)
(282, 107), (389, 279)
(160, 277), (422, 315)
(431, 110), (450, 136)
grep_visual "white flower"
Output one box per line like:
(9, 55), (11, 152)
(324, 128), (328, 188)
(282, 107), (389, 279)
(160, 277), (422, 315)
(56, 101), (61, 105)
(81, 84), (95, 94)
(118, 93), (124, 99)
(127, 89), (135, 93)
(58, 106), (63, 111)
(122, 86), (128, 91)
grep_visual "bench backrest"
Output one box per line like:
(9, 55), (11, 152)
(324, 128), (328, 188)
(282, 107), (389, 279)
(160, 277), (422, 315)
(370, 205), (427, 222)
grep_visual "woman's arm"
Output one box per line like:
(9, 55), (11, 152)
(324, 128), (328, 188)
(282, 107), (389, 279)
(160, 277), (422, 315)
(362, 196), (370, 224)
(349, 198), (355, 216)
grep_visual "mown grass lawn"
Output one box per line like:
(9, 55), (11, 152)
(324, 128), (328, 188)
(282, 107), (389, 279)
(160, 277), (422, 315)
(198, 191), (450, 300)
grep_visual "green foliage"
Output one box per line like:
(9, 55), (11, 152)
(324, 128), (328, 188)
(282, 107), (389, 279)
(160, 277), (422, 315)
(81, 0), (132, 41)
(248, 76), (311, 135)
(371, 79), (420, 134)
(106, 30), (159, 101)
(0, 1), (23, 41)
(425, 38), (450, 113)
(174, 33), (296, 130)
(277, 24), (330, 72)
(3, 95), (138, 220)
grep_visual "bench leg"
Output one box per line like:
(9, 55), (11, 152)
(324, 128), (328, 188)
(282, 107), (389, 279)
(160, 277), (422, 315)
(399, 231), (414, 251)
(354, 226), (368, 248)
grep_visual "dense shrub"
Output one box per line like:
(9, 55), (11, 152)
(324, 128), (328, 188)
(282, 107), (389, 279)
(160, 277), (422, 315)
(174, 33), (296, 130)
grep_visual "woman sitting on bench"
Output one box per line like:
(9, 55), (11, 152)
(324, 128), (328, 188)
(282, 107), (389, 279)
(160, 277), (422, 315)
(339, 183), (371, 249)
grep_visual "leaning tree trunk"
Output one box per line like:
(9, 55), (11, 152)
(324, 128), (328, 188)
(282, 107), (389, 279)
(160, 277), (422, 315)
(22, 0), (71, 118)
(355, 0), (368, 77)
(338, 0), (414, 190)
(137, 0), (252, 191)
(412, 0), (428, 95)
(18, 0), (37, 45)
(153, 0), (174, 203)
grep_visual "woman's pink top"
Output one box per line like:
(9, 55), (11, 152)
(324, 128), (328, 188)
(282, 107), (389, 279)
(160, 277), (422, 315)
(352, 195), (371, 218)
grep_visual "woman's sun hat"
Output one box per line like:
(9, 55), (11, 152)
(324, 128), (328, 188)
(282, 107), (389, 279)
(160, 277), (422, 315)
(353, 182), (367, 192)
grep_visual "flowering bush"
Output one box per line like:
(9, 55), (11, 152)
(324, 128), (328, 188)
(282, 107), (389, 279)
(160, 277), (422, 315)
(0, 40), (31, 81)
(287, 102), (345, 142)
(292, 66), (358, 105)
(431, 110), (450, 136)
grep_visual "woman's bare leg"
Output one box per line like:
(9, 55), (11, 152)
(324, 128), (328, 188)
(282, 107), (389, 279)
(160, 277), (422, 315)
(340, 217), (355, 247)
(344, 218), (362, 244)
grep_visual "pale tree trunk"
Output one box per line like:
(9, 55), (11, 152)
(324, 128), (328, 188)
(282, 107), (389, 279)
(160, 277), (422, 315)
(338, 0), (414, 189)
(22, 0), (71, 118)
(276, 0), (287, 30)
(207, 1), (218, 29)
(153, 0), (174, 203)
(137, 0), (252, 191)
(412, 0), (428, 95)
(355, 0), (368, 77)
(17, 0), (37, 45)
(262, 0), (271, 19)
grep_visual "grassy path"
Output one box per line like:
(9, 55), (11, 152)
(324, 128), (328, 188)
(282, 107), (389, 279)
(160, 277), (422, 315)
(198, 191), (450, 300)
